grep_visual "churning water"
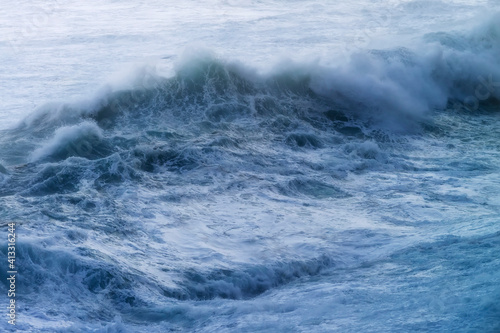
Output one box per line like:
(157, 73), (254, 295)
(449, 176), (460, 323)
(0, 1), (499, 332)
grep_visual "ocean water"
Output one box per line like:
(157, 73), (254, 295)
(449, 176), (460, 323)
(1, 1), (500, 332)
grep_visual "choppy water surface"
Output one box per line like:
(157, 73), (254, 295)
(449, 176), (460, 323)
(0, 1), (499, 332)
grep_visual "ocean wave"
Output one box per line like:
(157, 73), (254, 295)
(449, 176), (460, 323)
(166, 255), (335, 300)
(29, 121), (107, 162)
(5, 240), (335, 304)
(0, 12), (498, 206)
(7, 14), (497, 142)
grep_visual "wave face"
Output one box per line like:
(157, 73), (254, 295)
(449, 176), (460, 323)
(0, 3), (500, 333)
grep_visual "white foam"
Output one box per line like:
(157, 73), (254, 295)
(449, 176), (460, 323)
(30, 121), (103, 162)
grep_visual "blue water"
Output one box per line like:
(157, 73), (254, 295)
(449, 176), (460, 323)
(0, 1), (499, 332)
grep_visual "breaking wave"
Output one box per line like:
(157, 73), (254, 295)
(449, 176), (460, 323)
(0, 13), (499, 333)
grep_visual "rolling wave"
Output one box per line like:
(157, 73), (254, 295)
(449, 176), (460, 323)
(0, 13), (499, 332)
